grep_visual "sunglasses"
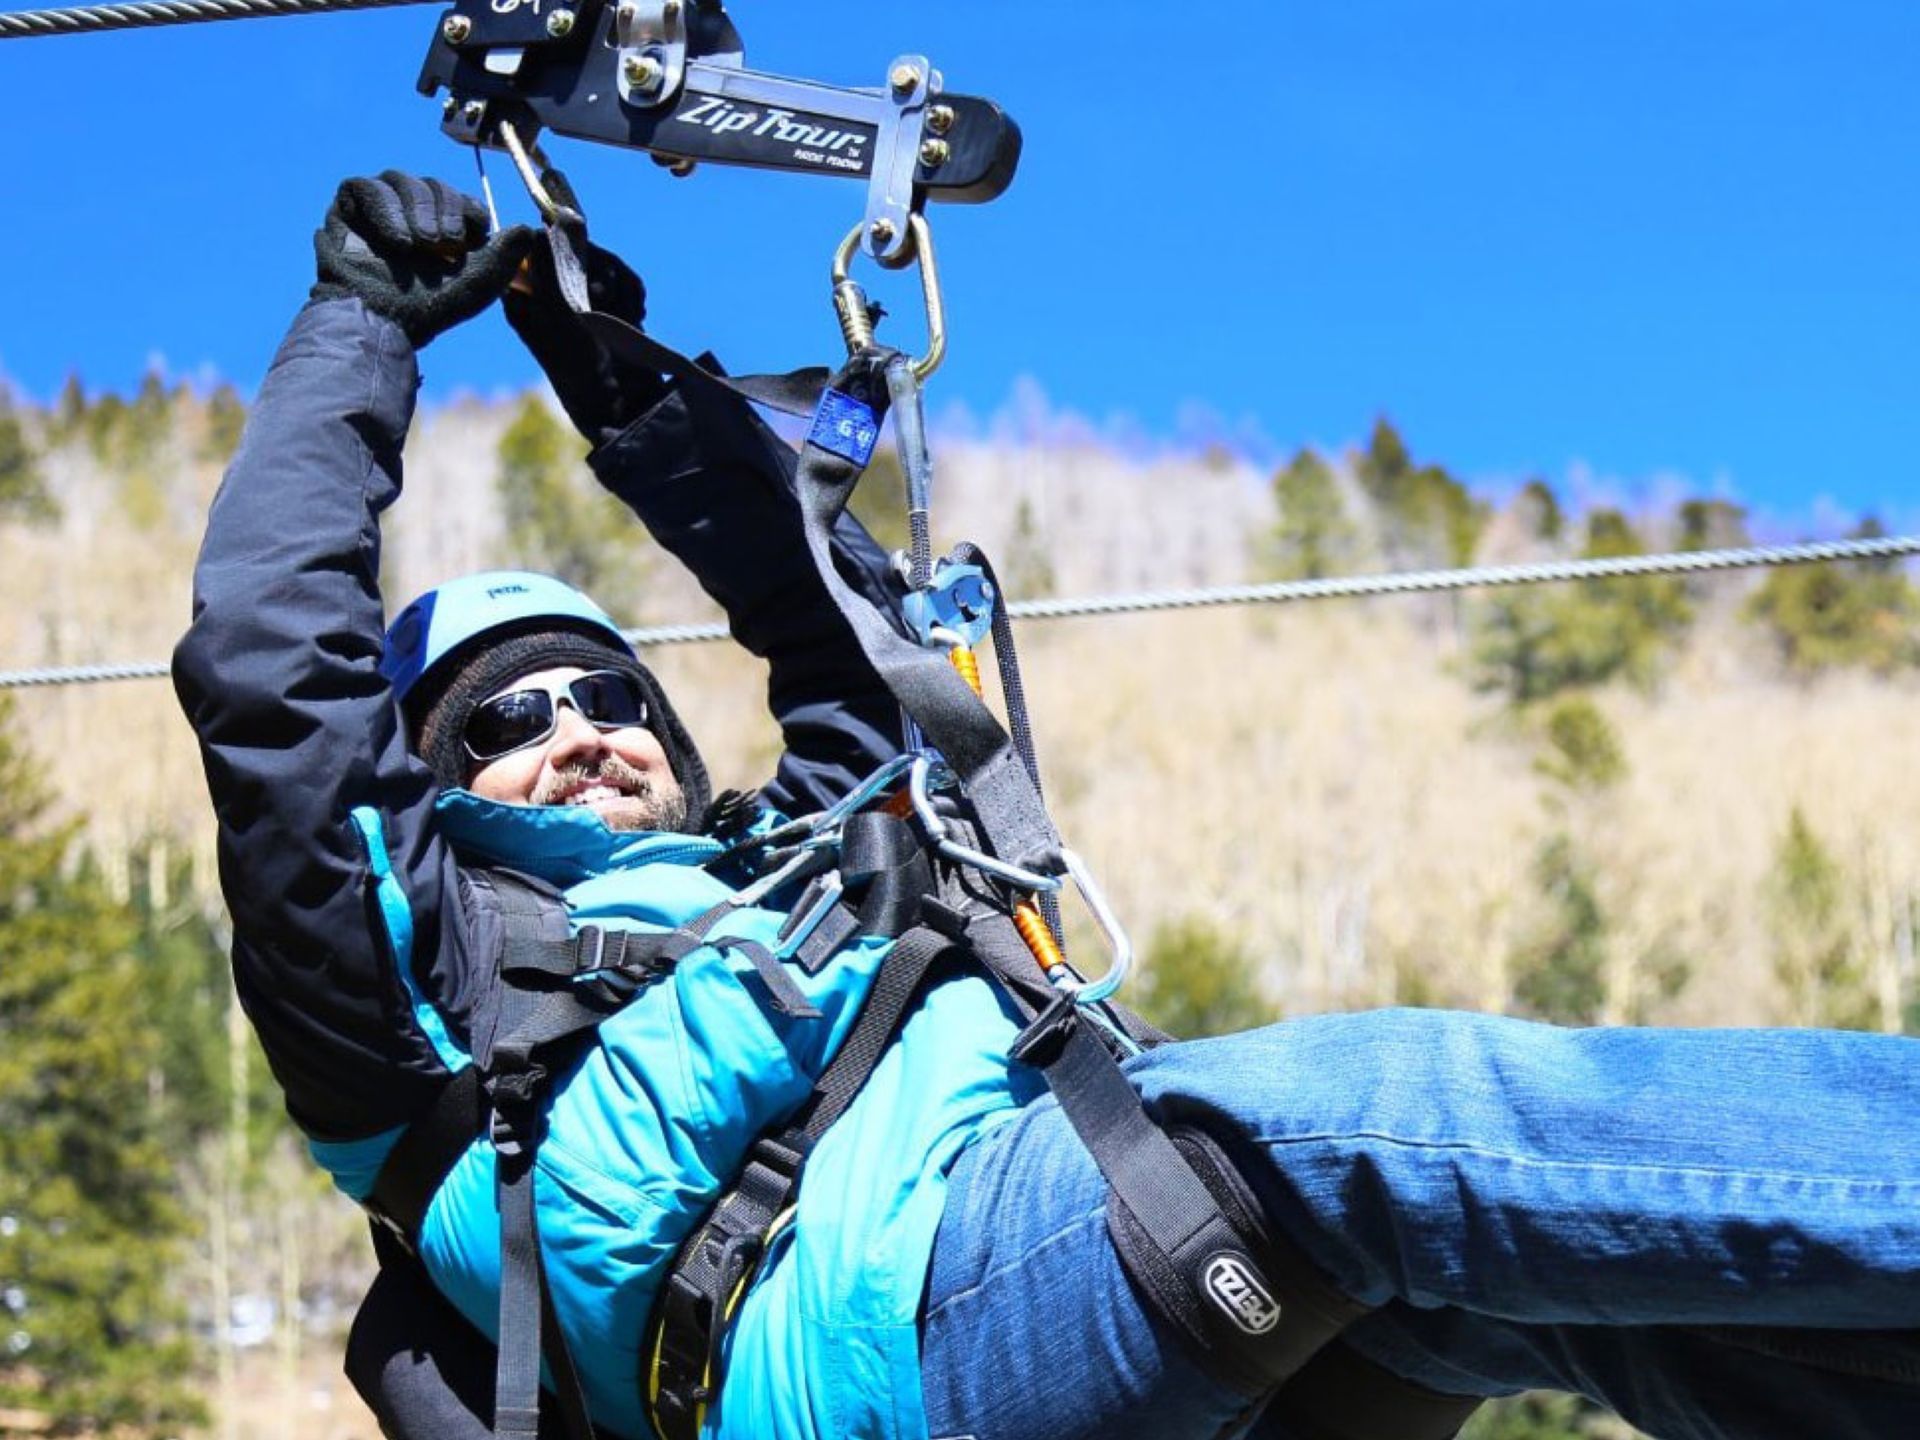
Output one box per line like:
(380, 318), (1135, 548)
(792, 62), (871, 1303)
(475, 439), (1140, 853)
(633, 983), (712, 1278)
(463, 670), (651, 765)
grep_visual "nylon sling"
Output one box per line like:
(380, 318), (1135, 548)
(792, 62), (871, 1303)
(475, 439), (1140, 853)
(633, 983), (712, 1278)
(772, 352), (1372, 1397)
(543, 238), (1070, 882)
(383, 266), (1381, 1424)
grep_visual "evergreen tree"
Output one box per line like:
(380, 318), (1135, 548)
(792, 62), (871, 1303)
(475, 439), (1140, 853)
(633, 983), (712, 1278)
(1512, 833), (1609, 1025)
(0, 699), (202, 1434)
(124, 368), (177, 460)
(199, 384), (248, 466)
(1676, 498), (1750, 552)
(49, 374), (86, 447)
(497, 394), (651, 617)
(125, 842), (284, 1153)
(1132, 915), (1276, 1038)
(1766, 807), (1874, 1029)
(1745, 520), (1917, 674)
(1515, 478), (1564, 544)
(1264, 447), (1356, 579)
(1473, 509), (1693, 705)
(1534, 695), (1627, 793)
(1353, 418), (1487, 568)
(1512, 698), (1686, 1025)
(0, 397), (55, 525)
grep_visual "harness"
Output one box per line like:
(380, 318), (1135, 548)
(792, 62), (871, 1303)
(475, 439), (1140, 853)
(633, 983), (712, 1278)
(356, 353), (1484, 1440)
(359, 98), (1482, 1440)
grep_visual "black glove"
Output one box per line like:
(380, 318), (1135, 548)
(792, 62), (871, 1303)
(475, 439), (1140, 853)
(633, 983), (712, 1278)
(311, 171), (533, 349)
(502, 170), (671, 446)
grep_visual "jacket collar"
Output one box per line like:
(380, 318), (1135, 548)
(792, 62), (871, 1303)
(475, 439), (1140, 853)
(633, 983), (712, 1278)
(433, 789), (720, 886)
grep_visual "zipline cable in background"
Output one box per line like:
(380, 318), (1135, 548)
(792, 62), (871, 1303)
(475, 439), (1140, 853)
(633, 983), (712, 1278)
(0, 0), (425, 39)
(1007, 532), (1920, 621)
(5, 532), (1916, 691)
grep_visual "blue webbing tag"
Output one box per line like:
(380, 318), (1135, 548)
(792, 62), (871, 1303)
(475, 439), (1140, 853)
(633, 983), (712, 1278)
(808, 389), (881, 467)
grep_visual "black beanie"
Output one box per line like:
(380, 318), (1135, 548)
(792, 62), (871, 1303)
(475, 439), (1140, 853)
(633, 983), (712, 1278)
(404, 624), (712, 831)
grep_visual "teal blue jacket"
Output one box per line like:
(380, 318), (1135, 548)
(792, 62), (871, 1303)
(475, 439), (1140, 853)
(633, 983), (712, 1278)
(174, 298), (1035, 1438)
(408, 800), (1036, 1439)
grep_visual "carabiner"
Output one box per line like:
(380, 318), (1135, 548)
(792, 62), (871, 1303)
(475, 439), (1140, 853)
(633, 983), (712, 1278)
(812, 752), (919, 839)
(495, 119), (582, 228)
(1048, 850), (1134, 1007)
(830, 213), (947, 380)
(907, 756), (1063, 894)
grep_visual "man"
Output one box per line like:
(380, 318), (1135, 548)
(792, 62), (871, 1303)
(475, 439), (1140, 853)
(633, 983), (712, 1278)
(175, 172), (1920, 1440)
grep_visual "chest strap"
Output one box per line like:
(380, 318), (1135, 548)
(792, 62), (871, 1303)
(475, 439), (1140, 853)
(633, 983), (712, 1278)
(366, 917), (711, 1238)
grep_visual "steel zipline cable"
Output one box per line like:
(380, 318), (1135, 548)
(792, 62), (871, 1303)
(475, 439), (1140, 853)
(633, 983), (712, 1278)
(4, 532), (1916, 691)
(0, 0), (425, 39)
(1003, 532), (1920, 621)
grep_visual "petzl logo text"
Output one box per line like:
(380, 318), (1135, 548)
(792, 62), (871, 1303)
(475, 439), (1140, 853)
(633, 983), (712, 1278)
(1203, 1255), (1281, 1336)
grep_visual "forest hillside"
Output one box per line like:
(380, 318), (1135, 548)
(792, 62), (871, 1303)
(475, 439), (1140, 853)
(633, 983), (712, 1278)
(0, 375), (1915, 1439)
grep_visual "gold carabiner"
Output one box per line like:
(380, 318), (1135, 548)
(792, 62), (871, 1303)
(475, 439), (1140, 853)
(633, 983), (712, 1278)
(495, 119), (567, 225)
(829, 213), (947, 381)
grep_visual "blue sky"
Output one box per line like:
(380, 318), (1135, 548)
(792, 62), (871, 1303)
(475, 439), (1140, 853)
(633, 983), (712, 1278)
(2, 0), (1914, 530)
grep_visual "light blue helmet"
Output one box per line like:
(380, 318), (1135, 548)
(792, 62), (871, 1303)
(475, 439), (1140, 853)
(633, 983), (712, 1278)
(379, 570), (633, 705)
(376, 570), (711, 827)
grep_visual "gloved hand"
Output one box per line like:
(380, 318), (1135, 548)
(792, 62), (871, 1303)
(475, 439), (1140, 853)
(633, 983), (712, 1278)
(502, 169), (671, 446)
(311, 171), (533, 348)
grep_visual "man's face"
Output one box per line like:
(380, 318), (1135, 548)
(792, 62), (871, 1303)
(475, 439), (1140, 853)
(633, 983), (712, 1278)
(464, 665), (687, 832)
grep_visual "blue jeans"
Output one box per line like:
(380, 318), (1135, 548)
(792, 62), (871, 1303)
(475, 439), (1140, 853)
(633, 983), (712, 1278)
(919, 1010), (1920, 1440)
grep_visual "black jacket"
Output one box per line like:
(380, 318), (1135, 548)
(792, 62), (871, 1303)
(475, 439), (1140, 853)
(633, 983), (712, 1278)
(173, 296), (905, 1146)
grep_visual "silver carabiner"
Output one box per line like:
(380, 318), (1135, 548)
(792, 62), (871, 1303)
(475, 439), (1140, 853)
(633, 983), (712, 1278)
(1048, 850), (1134, 1007)
(908, 755), (1064, 894)
(812, 752), (919, 840)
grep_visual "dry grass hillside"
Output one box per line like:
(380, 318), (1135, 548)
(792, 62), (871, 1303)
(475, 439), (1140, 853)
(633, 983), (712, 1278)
(2, 383), (1916, 1438)
(4, 387), (1917, 1027)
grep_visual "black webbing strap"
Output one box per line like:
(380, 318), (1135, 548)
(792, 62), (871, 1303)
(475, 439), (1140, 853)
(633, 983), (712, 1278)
(786, 355), (1066, 876)
(367, 869), (734, 1440)
(576, 320), (1053, 876)
(491, 1095), (566, 1440)
(489, 897), (738, 1440)
(795, 928), (960, 1138)
(840, 809), (935, 939)
(546, 234), (1054, 868)
(583, 313), (831, 418)
(1004, 980), (1368, 1398)
(1270, 1338), (1483, 1440)
(548, 237), (1058, 873)
(763, 811), (932, 976)
(541, 221), (830, 419)
(644, 926), (962, 1440)
(370, 1066), (488, 1239)
(720, 939), (823, 1019)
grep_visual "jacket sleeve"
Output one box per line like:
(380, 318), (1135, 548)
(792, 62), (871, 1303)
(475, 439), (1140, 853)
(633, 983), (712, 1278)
(588, 375), (909, 816)
(172, 297), (472, 1152)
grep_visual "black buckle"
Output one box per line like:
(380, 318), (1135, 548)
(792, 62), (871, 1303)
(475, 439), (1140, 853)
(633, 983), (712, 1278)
(1009, 990), (1078, 1069)
(573, 925), (607, 973)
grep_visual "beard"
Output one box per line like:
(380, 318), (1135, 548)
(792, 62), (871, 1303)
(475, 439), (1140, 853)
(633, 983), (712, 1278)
(533, 755), (689, 833)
